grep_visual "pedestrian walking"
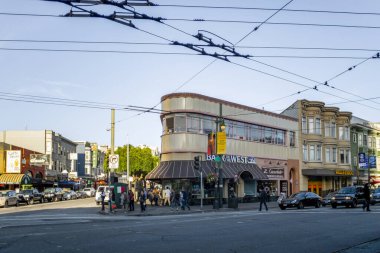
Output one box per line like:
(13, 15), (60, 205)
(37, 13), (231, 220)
(363, 183), (371, 212)
(163, 187), (171, 206)
(180, 189), (191, 211)
(100, 188), (106, 211)
(128, 190), (135, 211)
(121, 191), (128, 211)
(153, 187), (160, 206)
(259, 187), (268, 211)
(139, 190), (146, 212)
(170, 189), (179, 211)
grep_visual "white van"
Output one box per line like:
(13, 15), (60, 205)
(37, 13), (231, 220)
(95, 186), (110, 205)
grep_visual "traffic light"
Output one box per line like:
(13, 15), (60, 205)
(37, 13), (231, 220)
(194, 156), (200, 170)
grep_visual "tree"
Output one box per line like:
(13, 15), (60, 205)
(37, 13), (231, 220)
(115, 144), (159, 177)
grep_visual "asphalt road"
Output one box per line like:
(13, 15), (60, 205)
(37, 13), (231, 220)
(0, 198), (380, 253)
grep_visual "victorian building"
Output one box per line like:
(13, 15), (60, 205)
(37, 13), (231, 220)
(282, 100), (352, 196)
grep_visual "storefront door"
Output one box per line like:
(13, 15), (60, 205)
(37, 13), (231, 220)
(308, 179), (322, 196)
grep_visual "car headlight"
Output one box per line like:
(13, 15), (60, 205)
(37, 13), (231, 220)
(370, 194), (373, 198)
(345, 196), (351, 200)
(331, 197), (335, 200)
(291, 199), (297, 204)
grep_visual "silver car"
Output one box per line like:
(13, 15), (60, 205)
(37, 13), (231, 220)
(0, 190), (19, 207)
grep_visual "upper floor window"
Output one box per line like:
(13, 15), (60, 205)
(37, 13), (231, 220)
(358, 133), (363, 146)
(338, 126), (350, 141)
(339, 149), (351, 164)
(308, 144), (322, 162)
(303, 144), (308, 161)
(289, 131), (296, 147)
(302, 117), (307, 134)
(325, 121), (336, 137)
(325, 146), (337, 163)
(315, 118), (321, 134)
(353, 133), (357, 143)
(364, 134), (368, 146)
(308, 118), (315, 134)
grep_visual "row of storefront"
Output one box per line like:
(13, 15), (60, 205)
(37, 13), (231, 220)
(146, 93), (380, 201)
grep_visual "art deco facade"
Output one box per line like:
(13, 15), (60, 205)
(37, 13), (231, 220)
(147, 93), (300, 199)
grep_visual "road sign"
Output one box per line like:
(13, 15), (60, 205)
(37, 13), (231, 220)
(109, 154), (119, 169)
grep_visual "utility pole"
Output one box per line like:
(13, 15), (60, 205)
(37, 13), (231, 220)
(109, 108), (115, 212)
(127, 136), (130, 189)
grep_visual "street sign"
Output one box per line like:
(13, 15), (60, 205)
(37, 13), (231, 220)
(109, 154), (119, 169)
(217, 131), (226, 155)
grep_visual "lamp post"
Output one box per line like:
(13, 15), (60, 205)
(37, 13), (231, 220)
(214, 103), (225, 209)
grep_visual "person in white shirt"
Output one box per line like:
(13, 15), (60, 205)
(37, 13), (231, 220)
(163, 187), (171, 206)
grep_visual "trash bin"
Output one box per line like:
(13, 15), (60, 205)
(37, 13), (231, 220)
(228, 197), (238, 209)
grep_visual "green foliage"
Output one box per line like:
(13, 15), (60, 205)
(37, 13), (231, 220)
(115, 144), (159, 177)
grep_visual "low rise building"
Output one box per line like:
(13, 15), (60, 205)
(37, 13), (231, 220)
(147, 93), (300, 201)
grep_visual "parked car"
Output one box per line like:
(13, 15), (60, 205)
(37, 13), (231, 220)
(0, 190), (19, 207)
(321, 191), (337, 207)
(17, 189), (44, 205)
(95, 186), (110, 205)
(43, 188), (64, 202)
(83, 187), (96, 197)
(242, 191), (255, 203)
(63, 190), (77, 200)
(331, 186), (365, 208)
(77, 190), (87, 199)
(278, 191), (322, 210)
(370, 188), (380, 205)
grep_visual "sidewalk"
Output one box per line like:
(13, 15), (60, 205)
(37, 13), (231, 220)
(98, 201), (279, 216)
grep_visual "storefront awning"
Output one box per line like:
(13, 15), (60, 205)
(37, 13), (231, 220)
(146, 161), (268, 181)
(302, 169), (354, 177)
(0, 174), (25, 185)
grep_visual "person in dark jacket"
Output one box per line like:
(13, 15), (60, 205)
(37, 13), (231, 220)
(363, 183), (371, 212)
(139, 190), (146, 212)
(259, 187), (268, 211)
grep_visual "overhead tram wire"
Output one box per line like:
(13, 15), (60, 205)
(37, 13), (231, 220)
(152, 4), (380, 17)
(4, 12), (380, 30)
(2, 39), (380, 53)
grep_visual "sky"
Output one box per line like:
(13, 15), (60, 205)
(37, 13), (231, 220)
(1, 0), (380, 150)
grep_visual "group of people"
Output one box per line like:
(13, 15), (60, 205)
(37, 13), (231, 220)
(119, 190), (135, 212)
(163, 187), (191, 211)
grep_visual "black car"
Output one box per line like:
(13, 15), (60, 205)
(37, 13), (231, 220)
(321, 192), (337, 207)
(279, 192), (322, 210)
(43, 188), (64, 202)
(330, 186), (365, 208)
(370, 188), (380, 205)
(17, 189), (44, 205)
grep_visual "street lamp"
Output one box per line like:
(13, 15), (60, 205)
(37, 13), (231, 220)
(214, 104), (225, 209)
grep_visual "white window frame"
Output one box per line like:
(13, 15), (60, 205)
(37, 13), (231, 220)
(315, 118), (321, 134)
(308, 118), (315, 134)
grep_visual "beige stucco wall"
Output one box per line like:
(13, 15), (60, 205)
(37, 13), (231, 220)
(0, 130), (46, 153)
(161, 94), (299, 162)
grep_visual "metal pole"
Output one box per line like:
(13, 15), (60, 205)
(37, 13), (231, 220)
(215, 113), (219, 210)
(218, 103), (223, 208)
(200, 171), (203, 210)
(109, 108), (115, 212)
(127, 139), (130, 189)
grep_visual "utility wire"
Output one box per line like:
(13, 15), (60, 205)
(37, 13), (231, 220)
(153, 4), (380, 17)
(4, 12), (380, 30)
(236, 0), (294, 44)
(2, 39), (380, 53)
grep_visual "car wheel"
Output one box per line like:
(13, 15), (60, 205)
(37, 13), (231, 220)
(351, 200), (357, 208)
(29, 199), (34, 205)
(40, 198), (44, 203)
(315, 201), (321, 208)
(332, 204), (337, 209)
(54, 196), (58, 202)
(280, 206), (286, 210)
(297, 202), (304, 209)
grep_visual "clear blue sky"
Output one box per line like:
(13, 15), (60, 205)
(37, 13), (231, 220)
(1, 0), (379, 149)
